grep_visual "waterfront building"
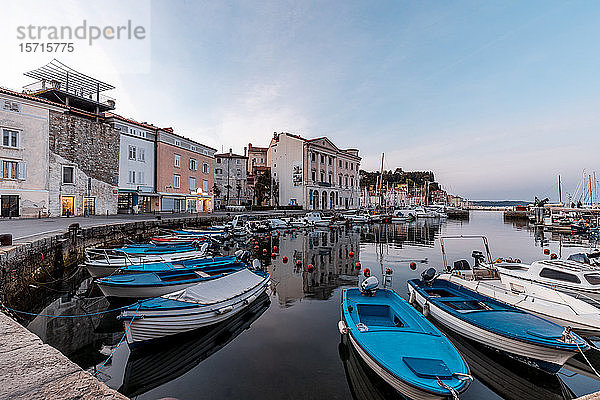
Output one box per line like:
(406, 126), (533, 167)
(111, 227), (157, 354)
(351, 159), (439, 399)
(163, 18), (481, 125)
(0, 88), (67, 217)
(246, 143), (270, 206)
(156, 128), (215, 213)
(214, 149), (249, 209)
(23, 60), (120, 217)
(267, 132), (361, 210)
(104, 113), (158, 213)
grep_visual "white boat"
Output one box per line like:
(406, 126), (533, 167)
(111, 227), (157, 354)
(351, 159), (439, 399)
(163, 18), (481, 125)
(391, 209), (413, 223)
(267, 218), (291, 230)
(119, 266), (271, 345)
(85, 243), (208, 278)
(305, 211), (332, 227)
(342, 211), (371, 223)
(495, 258), (600, 295)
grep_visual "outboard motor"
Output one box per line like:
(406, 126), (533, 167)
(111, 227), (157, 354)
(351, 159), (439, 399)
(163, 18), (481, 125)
(240, 250), (251, 264)
(472, 250), (485, 267)
(421, 268), (437, 286)
(360, 276), (379, 296)
(252, 259), (262, 270)
(234, 249), (244, 260)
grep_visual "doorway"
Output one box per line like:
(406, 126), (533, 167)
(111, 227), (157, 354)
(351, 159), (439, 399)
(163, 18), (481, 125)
(83, 197), (96, 215)
(1, 195), (19, 217)
(62, 196), (75, 216)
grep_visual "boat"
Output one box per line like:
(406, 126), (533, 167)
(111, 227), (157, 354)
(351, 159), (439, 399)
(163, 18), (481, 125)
(343, 211), (371, 224)
(391, 210), (413, 223)
(85, 243), (209, 278)
(150, 235), (212, 246)
(438, 236), (600, 336)
(440, 325), (575, 400)
(116, 255), (239, 275)
(267, 218), (291, 230)
(338, 277), (472, 400)
(408, 270), (589, 373)
(494, 257), (600, 295)
(172, 229), (225, 237)
(119, 265), (270, 345)
(119, 292), (270, 397)
(96, 262), (247, 299)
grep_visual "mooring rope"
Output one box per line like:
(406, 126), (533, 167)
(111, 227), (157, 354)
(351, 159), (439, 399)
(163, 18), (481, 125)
(93, 303), (140, 377)
(569, 331), (600, 379)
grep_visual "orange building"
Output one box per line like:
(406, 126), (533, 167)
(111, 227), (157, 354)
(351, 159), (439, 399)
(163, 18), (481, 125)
(156, 127), (216, 213)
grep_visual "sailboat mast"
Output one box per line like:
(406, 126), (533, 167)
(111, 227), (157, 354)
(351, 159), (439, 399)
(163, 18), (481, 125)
(558, 175), (562, 205)
(379, 153), (385, 209)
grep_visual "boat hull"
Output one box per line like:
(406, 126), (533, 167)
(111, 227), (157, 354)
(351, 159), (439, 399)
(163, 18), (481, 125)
(407, 285), (576, 373)
(341, 320), (447, 400)
(97, 281), (198, 299)
(122, 278), (270, 346)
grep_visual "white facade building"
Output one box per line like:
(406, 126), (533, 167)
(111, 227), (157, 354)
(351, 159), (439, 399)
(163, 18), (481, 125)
(268, 132), (361, 210)
(105, 114), (157, 213)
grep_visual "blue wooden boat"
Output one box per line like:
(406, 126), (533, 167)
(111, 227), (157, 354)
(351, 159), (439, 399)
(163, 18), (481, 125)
(85, 243), (209, 278)
(96, 261), (247, 298)
(338, 279), (471, 400)
(119, 268), (270, 346)
(117, 256), (237, 274)
(407, 272), (590, 373)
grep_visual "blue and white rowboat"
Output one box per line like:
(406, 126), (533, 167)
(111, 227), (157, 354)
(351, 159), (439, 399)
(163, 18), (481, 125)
(119, 268), (270, 346)
(407, 274), (589, 373)
(339, 279), (471, 400)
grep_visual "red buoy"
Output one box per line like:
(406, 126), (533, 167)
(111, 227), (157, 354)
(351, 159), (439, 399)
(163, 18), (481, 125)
(349, 251), (355, 258)
(385, 267), (393, 275)
(296, 260), (302, 266)
(550, 253), (558, 259)
(254, 245), (259, 250)
(283, 256), (288, 263)
(271, 252), (277, 258)
(364, 268), (371, 277)
(262, 249), (268, 255)
(543, 248), (550, 255)
(273, 246), (278, 252)
(307, 264), (314, 272)
(410, 262), (416, 270)
(254, 241), (258, 245)
(354, 262), (361, 270)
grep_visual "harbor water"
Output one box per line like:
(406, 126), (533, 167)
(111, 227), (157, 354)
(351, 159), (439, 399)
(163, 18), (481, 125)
(20, 211), (600, 399)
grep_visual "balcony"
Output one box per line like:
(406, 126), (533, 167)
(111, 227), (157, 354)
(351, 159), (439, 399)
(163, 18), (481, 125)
(318, 182), (332, 187)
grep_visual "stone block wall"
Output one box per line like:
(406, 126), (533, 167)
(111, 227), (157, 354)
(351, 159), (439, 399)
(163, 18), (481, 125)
(48, 111), (120, 216)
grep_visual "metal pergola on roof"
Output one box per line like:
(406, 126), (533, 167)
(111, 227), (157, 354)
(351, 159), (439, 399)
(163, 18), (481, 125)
(23, 59), (115, 96)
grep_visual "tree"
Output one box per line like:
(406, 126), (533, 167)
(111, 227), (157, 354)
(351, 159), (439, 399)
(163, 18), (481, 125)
(254, 171), (271, 206)
(213, 183), (221, 199)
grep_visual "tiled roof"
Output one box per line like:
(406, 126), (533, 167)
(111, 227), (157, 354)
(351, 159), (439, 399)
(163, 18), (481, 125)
(104, 112), (158, 131)
(0, 86), (69, 109)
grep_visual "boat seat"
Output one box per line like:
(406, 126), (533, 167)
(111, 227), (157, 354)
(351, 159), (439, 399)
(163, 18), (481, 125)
(453, 260), (470, 270)
(403, 357), (453, 379)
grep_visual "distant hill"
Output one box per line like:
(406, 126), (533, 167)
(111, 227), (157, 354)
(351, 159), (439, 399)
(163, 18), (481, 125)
(471, 200), (531, 207)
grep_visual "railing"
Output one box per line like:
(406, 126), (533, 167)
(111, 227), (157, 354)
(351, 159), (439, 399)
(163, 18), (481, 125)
(23, 81), (116, 108)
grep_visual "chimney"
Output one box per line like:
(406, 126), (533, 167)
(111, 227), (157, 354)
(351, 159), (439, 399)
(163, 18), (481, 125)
(229, 148), (232, 156)
(244, 146), (247, 157)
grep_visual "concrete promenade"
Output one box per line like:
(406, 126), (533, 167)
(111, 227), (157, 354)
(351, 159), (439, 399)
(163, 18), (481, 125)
(0, 311), (127, 400)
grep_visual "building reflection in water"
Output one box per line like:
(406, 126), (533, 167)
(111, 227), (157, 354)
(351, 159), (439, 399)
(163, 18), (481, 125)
(269, 227), (360, 306)
(359, 219), (443, 248)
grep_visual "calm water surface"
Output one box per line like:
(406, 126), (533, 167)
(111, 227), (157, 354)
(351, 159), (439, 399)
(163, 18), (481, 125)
(23, 211), (600, 399)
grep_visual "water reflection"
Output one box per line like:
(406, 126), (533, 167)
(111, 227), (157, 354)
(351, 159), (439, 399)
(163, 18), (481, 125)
(442, 327), (575, 400)
(18, 212), (600, 399)
(119, 293), (270, 397)
(269, 227), (361, 306)
(339, 335), (406, 400)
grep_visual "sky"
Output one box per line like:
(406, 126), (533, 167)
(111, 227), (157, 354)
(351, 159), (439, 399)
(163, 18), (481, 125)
(1, 0), (599, 201)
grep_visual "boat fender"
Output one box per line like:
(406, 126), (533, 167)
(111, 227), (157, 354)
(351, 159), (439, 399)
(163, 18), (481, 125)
(216, 306), (234, 315)
(409, 289), (416, 305)
(423, 301), (430, 317)
(338, 320), (349, 335)
(245, 294), (258, 305)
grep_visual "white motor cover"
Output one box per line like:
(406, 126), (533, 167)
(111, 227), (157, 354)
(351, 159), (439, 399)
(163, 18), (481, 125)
(361, 276), (379, 292)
